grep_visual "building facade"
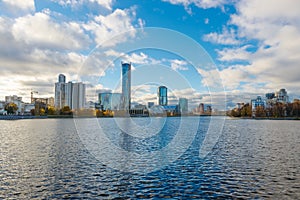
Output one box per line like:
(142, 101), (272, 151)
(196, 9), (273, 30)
(121, 62), (131, 111)
(179, 98), (188, 114)
(251, 96), (266, 116)
(54, 74), (66, 109)
(5, 95), (24, 114)
(98, 93), (122, 111)
(158, 86), (168, 106)
(148, 102), (154, 108)
(275, 88), (289, 103)
(72, 82), (86, 110)
(54, 74), (86, 110)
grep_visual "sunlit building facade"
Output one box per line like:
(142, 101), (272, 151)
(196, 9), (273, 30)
(72, 82), (86, 110)
(55, 74), (86, 110)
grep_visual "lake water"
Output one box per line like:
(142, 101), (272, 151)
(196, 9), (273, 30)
(0, 117), (299, 199)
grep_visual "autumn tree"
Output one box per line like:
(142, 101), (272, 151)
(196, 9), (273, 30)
(60, 106), (72, 115)
(255, 106), (266, 118)
(47, 106), (56, 115)
(5, 103), (18, 114)
(240, 103), (252, 117)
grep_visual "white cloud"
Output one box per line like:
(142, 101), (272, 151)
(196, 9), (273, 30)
(0, 14), (87, 100)
(204, 18), (209, 24)
(53, 0), (113, 10)
(202, 0), (300, 97)
(162, 0), (228, 10)
(170, 59), (189, 71)
(83, 8), (138, 46)
(203, 27), (240, 45)
(229, 0), (300, 91)
(1, 0), (35, 15)
(217, 45), (252, 61)
(12, 12), (90, 50)
(89, 0), (113, 10)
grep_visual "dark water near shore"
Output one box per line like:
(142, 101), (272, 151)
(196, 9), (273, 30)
(1, 117), (299, 199)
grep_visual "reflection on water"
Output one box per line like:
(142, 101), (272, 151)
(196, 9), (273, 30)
(0, 118), (299, 199)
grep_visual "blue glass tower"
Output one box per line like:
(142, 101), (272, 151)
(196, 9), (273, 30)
(158, 86), (168, 106)
(121, 62), (131, 111)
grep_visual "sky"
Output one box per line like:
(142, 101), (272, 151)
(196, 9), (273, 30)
(0, 0), (300, 110)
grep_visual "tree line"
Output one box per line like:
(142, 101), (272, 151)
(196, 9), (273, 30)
(227, 100), (300, 118)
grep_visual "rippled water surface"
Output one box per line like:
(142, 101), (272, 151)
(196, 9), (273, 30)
(1, 117), (299, 199)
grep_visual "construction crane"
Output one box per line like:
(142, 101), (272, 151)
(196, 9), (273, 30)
(31, 90), (38, 103)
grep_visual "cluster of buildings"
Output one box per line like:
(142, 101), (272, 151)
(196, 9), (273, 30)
(235, 88), (293, 117)
(96, 62), (189, 116)
(8, 62), (295, 118)
(193, 103), (212, 115)
(54, 74), (86, 110)
(0, 61), (192, 116)
(0, 94), (55, 115)
(0, 74), (86, 116)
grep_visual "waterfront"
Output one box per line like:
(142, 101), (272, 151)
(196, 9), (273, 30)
(0, 117), (299, 199)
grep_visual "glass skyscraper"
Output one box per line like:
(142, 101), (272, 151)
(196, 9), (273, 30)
(179, 98), (188, 114)
(158, 86), (168, 106)
(55, 74), (66, 109)
(121, 62), (131, 111)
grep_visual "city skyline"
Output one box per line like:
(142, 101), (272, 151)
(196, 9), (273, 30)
(0, 0), (300, 107)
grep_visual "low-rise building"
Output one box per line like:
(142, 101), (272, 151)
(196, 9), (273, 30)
(251, 96), (266, 117)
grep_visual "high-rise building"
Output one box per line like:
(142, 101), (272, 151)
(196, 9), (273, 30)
(199, 103), (204, 114)
(54, 74), (86, 110)
(275, 88), (289, 103)
(121, 62), (131, 111)
(179, 98), (188, 114)
(65, 81), (73, 108)
(158, 86), (168, 106)
(55, 74), (66, 109)
(58, 74), (66, 83)
(72, 82), (86, 110)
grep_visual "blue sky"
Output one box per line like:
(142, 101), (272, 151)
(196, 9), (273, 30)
(0, 0), (299, 110)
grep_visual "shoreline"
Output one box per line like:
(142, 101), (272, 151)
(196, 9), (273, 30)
(1, 115), (299, 120)
(228, 116), (300, 120)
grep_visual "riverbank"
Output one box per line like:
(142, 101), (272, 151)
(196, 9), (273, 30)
(228, 116), (300, 120)
(0, 115), (48, 120)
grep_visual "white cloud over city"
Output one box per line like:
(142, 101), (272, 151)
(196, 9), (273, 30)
(0, 0), (299, 109)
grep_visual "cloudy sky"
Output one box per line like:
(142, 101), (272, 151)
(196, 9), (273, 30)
(0, 0), (299, 109)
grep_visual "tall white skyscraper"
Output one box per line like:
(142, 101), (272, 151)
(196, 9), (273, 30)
(72, 82), (86, 110)
(65, 81), (73, 108)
